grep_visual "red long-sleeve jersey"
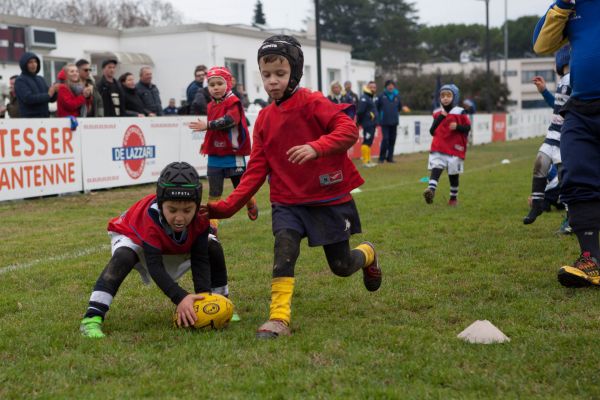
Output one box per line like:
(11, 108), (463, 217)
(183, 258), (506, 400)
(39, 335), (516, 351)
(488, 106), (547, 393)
(209, 88), (364, 218)
(430, 106), (471, 159)
(107, 194), (209, 253)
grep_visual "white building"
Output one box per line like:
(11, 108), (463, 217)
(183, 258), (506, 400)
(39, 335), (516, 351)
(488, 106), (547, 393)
(0, 14), (375, 107)
(408, 57), (557, 110)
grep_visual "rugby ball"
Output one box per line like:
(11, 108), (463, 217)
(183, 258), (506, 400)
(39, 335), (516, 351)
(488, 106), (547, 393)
(175, 293), (234, 330)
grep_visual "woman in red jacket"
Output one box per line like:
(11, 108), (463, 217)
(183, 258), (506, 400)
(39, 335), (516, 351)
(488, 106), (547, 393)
(57, 64), (92, 117)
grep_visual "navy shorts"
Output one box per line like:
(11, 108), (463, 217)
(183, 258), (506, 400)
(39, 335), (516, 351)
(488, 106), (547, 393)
(207, 167), (245, 198)
(272, 200), (362, 247)
(207, 166), (245, 178)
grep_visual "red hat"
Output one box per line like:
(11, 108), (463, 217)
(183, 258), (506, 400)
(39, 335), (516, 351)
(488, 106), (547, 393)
(206, 66), (233, 92)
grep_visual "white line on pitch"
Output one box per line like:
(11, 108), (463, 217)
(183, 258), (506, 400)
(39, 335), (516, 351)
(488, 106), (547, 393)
(0, 244), (110, 276)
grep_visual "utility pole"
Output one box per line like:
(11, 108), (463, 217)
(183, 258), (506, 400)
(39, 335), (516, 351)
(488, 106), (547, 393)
(485, 0), (490, 76)
(315, 0), (322, 92)
(504, 0), (508, 84)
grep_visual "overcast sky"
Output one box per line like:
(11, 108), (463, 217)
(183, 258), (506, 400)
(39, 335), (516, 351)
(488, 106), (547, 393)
(168, 0), (553, 30)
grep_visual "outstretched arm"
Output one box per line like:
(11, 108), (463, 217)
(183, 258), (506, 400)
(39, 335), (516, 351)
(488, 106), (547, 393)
(532, 0), (573, 55)
(207, 126), (269, 219)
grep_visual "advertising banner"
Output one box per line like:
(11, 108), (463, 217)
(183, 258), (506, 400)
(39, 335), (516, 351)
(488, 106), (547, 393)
(80, 118), (180, 191)
(0, 118), (82, 201)
(492, 113), (507, 142)
(178, 117), (208, 177)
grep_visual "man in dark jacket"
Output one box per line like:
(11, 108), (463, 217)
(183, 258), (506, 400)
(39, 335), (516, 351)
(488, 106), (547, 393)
(14, 52), (58, 118)
(96, 59), (125, 117)
(136, 66), (162, 116)
(343, 80), (359, 108)
(186, 65), (207, 106)
(356, 81), (379, 168)
(377, 80), (403, 163)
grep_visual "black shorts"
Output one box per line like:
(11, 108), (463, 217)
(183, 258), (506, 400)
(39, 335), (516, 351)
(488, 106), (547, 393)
(207, 166), (245, 178)
(207, 167), (246, 198)
(272, 200), (362, 247)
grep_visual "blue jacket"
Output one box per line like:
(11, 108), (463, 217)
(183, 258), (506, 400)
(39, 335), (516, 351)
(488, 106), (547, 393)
(136, 81), (163, 116)
(533, 0), (600, 100)
(14, 52), (57, 118)
(377, 89), (403, 126)
(186, 81), (202, 105)
(357, 88), (378, 129)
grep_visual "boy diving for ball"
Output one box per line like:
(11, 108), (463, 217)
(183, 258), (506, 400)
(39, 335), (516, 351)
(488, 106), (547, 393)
(204, 35), (382, 339)
(80, 162), (232, 338)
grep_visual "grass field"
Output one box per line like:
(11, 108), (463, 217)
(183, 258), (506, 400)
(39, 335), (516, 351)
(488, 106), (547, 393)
(1, 137), (598, 399)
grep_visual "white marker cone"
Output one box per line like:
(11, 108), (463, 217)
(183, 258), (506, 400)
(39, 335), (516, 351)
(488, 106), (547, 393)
(457, 320), (510, 344)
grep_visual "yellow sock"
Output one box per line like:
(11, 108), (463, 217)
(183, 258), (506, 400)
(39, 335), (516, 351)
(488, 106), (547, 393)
(356, 244), (374, 267)
(366, 146), (372, 164)
(269, 277), (295, 324)
(361, 145), (369, 164)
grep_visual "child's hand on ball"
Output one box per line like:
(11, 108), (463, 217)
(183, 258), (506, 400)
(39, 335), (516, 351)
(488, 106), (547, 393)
(176, 293), (204, 327)
(287, 144), (318, 165)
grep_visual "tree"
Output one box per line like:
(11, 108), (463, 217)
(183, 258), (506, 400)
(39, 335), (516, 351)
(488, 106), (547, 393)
(504, 16), (542, 58)
(393, 69), (510, 112)
(319, 0), (421, 68)
(253, 0), (266, 25)
(0, 0), (182, 29)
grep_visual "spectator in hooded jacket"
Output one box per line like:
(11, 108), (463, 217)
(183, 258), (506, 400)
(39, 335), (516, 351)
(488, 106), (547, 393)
(377, 80), (403, 163)
(97, 59), (125, 117)
(56, 64), (93, 118)
(119, 72), (151, 117)
(136, 66), (162, 116)
(14, 52), (58, 118)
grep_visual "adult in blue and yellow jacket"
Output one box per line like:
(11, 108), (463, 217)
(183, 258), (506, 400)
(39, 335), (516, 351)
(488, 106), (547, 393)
(377, 80), (403, 163)
(356, 81), (378, 167)
(14, 52), (58, 118)
(532, 0), (600, 287)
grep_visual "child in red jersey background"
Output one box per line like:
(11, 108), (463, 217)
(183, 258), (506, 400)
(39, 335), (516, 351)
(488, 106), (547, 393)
(79, 162), (230, 338)
(205, 35), (382, 339)
(423, 84), (471, 206)
(189, 66), (258, 232)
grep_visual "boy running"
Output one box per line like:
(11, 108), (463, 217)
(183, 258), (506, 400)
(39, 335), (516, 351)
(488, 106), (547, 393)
(423, 84), (471, 206)
(205, 35), (381, 339)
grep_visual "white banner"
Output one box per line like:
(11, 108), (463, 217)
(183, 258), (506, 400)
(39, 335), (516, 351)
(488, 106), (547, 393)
(0, 118), (82, 201)
(0, 110), (550, 202)
(80, 117), (181, 191)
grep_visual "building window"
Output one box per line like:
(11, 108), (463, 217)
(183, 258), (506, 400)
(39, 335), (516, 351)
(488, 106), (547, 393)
(224, 58), (246, 87)
(42, 59), (69, 84)
(522, 70), (554, 84)
(0, 25), (26, 63)
(327, 68), (341, 86)
(503, 70), (517, 77)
